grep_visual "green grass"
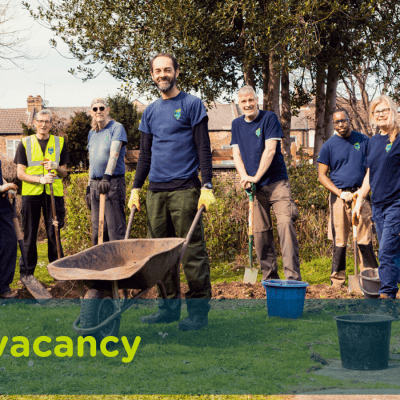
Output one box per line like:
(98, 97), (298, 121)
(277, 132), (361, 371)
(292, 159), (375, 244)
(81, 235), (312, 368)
(0, 301), (399, 395)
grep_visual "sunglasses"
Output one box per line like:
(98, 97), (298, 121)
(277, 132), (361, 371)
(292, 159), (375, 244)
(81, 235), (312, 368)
(92, 106), (106, 112)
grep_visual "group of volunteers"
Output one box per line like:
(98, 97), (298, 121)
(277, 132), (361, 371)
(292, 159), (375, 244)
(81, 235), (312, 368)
(0, 52), (399, 324)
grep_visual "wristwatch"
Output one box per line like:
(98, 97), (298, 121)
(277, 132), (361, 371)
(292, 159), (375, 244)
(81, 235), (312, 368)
(202, 183), (213, 190)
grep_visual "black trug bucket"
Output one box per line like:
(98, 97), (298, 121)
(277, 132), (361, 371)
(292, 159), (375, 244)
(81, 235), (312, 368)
(359, 268), (381, 299)
(333, 314), (394, 370)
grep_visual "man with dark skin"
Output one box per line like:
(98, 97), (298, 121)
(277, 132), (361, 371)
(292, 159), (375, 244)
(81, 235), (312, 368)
(318, 108), (378, 288)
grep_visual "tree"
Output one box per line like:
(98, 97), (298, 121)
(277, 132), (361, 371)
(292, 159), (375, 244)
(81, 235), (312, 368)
(63, 111), (91, 169)
(106, 94), (142, 150)
(1, 0), (37, 69)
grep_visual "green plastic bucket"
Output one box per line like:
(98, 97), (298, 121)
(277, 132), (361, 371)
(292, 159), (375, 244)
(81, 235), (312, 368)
(333, 314), (394, 370)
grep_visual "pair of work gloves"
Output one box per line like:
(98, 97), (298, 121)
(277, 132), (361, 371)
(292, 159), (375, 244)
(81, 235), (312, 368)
(0, 182), (18, 199)
(127, 187), (216, 212)
(85, 174), (112, 210)
(340, 190), (364, 225)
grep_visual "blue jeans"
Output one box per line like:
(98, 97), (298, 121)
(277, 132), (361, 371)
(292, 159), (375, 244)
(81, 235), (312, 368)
(372, 199), (400, 298)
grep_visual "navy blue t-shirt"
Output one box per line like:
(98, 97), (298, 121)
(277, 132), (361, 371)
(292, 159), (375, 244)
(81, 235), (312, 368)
(88, 120), (127, 179)
(230, 110), (288, 187)
(317, 131), (369, 189)
(364, 133), (400, 206)
(139, 92), (207, 183)
(0, 160), (11, 214)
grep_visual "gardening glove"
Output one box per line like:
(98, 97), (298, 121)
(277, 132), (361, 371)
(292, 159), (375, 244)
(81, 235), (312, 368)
(85, 186), (91, 210)
(128, 189), (141, 211)
(352, 198), (365, 226)
(98, 174), (111, 194)
(40, 173), (56, 184)
(198, 188), (216, 211)
(340, 191), (353, 203)
(41, 160), (57, 171)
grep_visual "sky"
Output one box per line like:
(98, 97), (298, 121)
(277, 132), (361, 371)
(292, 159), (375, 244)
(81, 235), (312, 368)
(1, 0), (148, 109)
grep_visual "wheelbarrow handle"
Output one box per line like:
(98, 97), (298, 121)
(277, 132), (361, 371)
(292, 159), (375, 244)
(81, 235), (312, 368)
(125, 206), (137, 240)
(178, 205), (205, 266)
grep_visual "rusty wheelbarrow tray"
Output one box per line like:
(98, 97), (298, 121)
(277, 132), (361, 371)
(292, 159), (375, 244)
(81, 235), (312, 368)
(47, 206), (204, 341)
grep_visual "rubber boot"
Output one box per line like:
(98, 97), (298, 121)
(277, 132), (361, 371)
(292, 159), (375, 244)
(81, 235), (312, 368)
(177, 314), (208, 331)
(140, 299), (181, 324)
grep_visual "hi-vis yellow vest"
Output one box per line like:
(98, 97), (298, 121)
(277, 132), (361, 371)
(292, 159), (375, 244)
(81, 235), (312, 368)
(22, 134), (64, 197)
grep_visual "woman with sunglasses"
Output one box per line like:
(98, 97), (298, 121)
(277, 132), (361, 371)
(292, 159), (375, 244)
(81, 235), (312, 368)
(86, 98), (127, 245)
(354, 94), (400, 315)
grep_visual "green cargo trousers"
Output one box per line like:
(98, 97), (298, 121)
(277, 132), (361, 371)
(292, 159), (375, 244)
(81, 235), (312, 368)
(146, 187), (211, 314)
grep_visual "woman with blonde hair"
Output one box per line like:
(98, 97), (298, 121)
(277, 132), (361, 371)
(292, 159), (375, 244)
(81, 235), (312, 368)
(354, 94), (400, 314)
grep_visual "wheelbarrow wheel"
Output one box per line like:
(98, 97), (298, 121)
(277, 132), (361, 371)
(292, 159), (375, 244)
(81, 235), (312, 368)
(80, 289), (121, 345)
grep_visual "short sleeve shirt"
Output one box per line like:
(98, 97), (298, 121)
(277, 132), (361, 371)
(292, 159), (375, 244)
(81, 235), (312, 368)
(139, 91), (208, 183)
(317, 131), (369, 189)
(230, 110), (288, 187)
(364, 133), (400, 206)
(88, 120), (127, 179)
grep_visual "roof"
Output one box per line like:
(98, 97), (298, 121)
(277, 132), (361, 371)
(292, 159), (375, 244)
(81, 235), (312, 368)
(48, 107), (90, 120)
(0, 108), (29, 134)
(206, 103), (238, 130)
(291, 108), (316, 130)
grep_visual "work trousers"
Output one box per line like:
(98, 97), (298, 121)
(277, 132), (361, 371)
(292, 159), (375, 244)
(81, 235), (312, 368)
(372, 199), (400, 298)
(146, 187), (211, 315)
(20, 193), (65, 276)
(253, 179), (301, 281)
(0, 209), (17, 293)
(329, 193), (378, 286)
(90, 176), (126, 245)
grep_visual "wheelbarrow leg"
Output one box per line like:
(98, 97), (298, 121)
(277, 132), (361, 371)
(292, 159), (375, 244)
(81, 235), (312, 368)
(112, 280), (121, 312)
(78, 280), (85, 300)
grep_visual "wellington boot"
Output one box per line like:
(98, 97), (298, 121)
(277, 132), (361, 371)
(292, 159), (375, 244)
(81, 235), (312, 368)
(140, 309), (181, 324)
(178, 314), (208, 331)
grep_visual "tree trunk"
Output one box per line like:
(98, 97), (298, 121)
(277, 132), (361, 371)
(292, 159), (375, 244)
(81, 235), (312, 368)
(267, 51), (280, 119)
(280, 63), (291, 156)
(324, 64), (338, 140)
(243, 64), (256, 89)
(313, 62), (326, 165)
(261, 53), (269, 110)
(354, 72), (372, 136)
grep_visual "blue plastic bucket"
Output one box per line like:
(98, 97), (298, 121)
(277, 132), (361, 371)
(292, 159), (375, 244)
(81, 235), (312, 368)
(262, 279), (309, 319)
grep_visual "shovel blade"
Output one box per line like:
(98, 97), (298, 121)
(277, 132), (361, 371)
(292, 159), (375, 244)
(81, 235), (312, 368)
(348, 274), (363, 295)
(243, 267), (258, 284)
(20, 275), (53, 300)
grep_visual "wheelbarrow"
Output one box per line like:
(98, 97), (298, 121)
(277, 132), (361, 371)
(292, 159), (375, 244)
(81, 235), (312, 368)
(47, 205), (205, 343)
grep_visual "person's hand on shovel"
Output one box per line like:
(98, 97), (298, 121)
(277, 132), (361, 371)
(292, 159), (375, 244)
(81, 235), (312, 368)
(340, 191), (353, 203)
(128, 189), (141, 211)
(39, 173), (56, 184)
(352, 194), (364, 226)
(0, 182), (18, 199)
(41, 160), (57, 171)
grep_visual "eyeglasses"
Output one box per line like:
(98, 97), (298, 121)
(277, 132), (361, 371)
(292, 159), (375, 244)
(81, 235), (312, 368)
(372, 108), (390, 115)
(36, 120), (51, 125)
(333, 119), (349, 125)
(92, 106), (105, 112)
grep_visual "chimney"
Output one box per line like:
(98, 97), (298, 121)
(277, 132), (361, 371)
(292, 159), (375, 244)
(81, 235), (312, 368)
(27, 95), (43, 124)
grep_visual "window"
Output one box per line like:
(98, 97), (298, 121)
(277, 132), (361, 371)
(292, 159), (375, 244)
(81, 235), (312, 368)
(290, 136), (297, 145)
(7, 139), (20, 159)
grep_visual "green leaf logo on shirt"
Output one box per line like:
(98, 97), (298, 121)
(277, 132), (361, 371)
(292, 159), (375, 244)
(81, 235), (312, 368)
(354, 142), (360, 150)
(386, 143), (392, 152)
(105, 136), (109, 141)
(255, 128), (261, 137)
(174, 109), (181, 120)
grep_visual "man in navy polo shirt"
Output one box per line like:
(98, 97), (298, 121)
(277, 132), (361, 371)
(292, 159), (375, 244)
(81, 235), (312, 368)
(318, 108), (378, 288)
(231, 85), (301, 282)
(128, 53), (215, 331)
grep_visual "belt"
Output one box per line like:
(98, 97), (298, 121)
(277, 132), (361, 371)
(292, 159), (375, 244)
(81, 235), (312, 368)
(92, 175), (124, 181)
(341, 187), (360, 193)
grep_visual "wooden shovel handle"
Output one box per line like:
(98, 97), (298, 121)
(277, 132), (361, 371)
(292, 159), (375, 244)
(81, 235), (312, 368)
(98, 193), (106, 244)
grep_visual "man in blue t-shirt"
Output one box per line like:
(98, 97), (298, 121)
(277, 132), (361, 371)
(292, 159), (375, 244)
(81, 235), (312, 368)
(85, 97), (127, 245)
(127, 53), (215, 331)
(318, 108), (378, 288)
(231, 85), (301, 282)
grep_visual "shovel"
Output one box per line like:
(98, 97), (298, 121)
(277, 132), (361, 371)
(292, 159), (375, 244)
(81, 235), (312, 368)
(8, 198), (52, 300)
(243, 183), (258, 284)
(42, 159), (62, 259)
(98, 193), (106, 244)
(348, 197), (362, 295)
